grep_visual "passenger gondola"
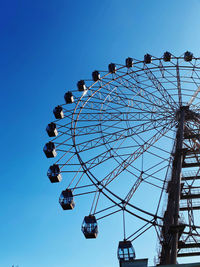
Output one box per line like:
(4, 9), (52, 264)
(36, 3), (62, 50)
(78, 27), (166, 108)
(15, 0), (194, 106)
(184, 51), (193, 62)
(117, 240), (136, 262)
(144, 54), (152, 64)
(108, 63), (116, 73)
(47, 164), (62, 183)
(82, 215), (98, 239)
(163, 51), (171, 62)
(43, 141), (57, 158)
(125, 57), (133, 68)
(46, 122), (58, 137)
(53, 105), (64, 119)
(64, 91), (74, 104)
(77, 80), (86, 91)
(92, 70), (100, 81)
(59, 189), (75, 210)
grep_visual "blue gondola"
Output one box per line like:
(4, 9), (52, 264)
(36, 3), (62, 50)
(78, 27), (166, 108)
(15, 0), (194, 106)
(117, 240), (136, 262)
(53, 105), (64, 119)
(46, 122), (58, 137)
(47, 164), (62, 183)
(144, 54), (152, 64)
(92, 71), (100, 81)
(108, 63), (116, 73)
(77, 80), (86, 91)
(163, 51), (171, 62)
(43, 141), (57, 158)
(184, 51), (193, 62)
(82, 215), (98, 239)
(125, 57), (133, 68)
(64, 91), (74, 104)
(59, 189), (75, 210)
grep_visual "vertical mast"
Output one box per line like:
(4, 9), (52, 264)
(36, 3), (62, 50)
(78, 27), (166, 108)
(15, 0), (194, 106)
(170, 107), (185, 264)
(160, 106), (185, 265)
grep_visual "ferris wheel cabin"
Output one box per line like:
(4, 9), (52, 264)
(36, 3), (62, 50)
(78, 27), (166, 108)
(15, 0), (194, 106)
(43, 141), (57, 158)
(47, 164), (62, 183)
(53, 105), (64, 119)
(59, 189), (75, 210)
(92, 70), (100, 81)
(46, 122), (58, 137)
(108, 63), (116, 73)
(77, 80), (86, 91)
(82, 215), (98, 239)
(117, 241), (136, 262)
(144, 54), (152, 64)
(163, 51), (171, 62)
(184, 51), (193, 62)
(125, 57), (133, 68)
(64, 91), (74, 104)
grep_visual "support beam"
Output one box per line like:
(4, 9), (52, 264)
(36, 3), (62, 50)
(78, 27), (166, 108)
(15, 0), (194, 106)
(180, 205), (200, 211)
(182, 175), (200, 181)
(178, 252), (200, 257)
(178, 241), (200, 249)
(176, 63), (182, 106)
(170, 107), (185, 264)
(182, 162), (200, 168)
(160, 107), (185, 265)
(181, 193), (200, 199)
(184, 133), (200, 139)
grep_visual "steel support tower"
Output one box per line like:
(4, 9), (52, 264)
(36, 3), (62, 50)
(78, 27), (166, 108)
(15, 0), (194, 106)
(160, 106), (200, 265)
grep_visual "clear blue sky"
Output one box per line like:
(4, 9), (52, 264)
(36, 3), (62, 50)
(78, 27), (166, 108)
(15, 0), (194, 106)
(1, 0), (200, 266)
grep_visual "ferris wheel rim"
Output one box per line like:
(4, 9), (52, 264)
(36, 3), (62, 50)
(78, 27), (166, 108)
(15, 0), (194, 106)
(47, 53), (200, 241)
(69, 55), (197, 223)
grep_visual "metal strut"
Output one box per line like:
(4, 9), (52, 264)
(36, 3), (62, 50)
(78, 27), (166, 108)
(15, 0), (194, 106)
(170, 107), (185, 264)
(160, 106), (185, 265)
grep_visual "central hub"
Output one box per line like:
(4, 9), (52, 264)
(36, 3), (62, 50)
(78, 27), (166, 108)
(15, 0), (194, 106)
(175, 106), (189, 121)
(175, 106), (200, 121)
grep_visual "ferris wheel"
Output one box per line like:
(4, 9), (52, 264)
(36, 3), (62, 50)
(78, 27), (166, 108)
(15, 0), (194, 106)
(44, 51), (200, 265)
